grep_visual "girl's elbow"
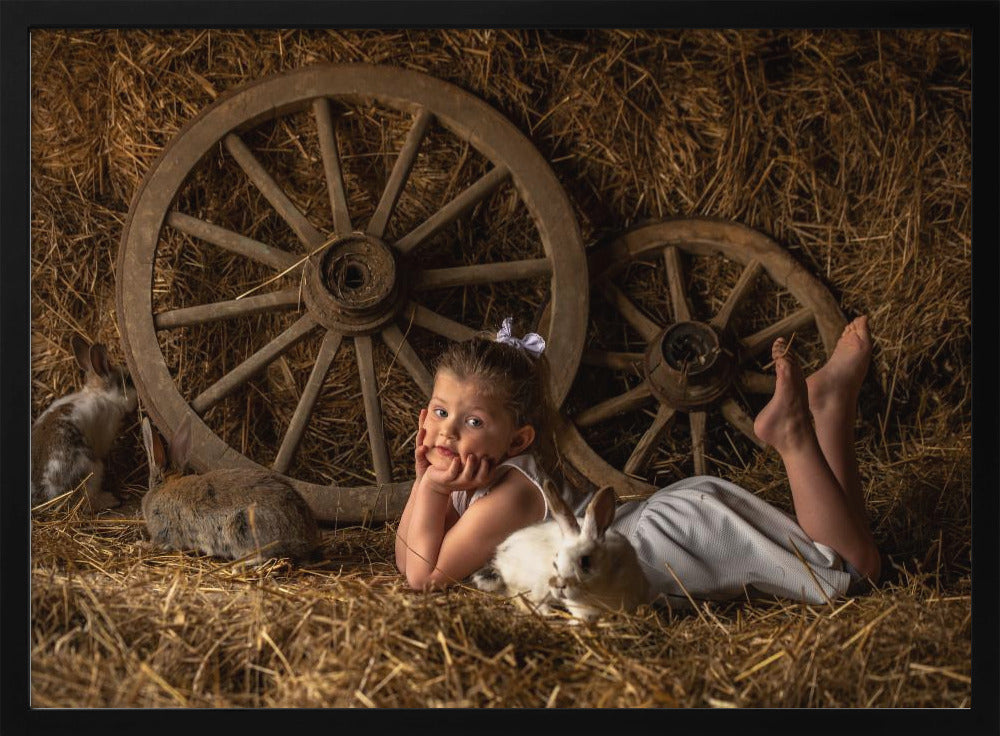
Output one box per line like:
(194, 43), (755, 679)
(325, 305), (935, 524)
(405, 569), (447, 591)
(405, 567), (431, 590)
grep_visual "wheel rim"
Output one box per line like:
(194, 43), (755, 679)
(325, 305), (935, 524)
(116, 64), (587, 522)
(556, 217), (846, 498)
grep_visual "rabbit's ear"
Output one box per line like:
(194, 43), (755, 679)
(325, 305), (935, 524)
(540, 479), (579, 537)
(169, 415), (193, 472)
(141, 417), (166, 471)
(72, 335), (92, 372)
(581, 486), (617, 542)
(88, 344), (111, 379)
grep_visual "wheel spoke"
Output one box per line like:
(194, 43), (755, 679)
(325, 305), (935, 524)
(190, 314), (319, 415)
(719, 397), (765, 448)
(355, 335), (392, 485)
(737, 369), (776, 395)
(573, 380), (654, 429)
(273, 329), (344, 474)
(224, 133), (328, 248)
(581, 349), (644, 371)
(623, 404), (676, 477)
(402, 301), (478, 342)
(166, 212), (301, 272)
(413, 258), (551, 290)
(598, 281), (663, 343)
(367, 108), (434, 239)
(313, 97), (352, 236)
(710, 259), (763, 332)
(394, 165), (511, 254)
(739, 307), (815, 359)
(380, 323), (434, 397)
(154, 288), (301, 330)
(662, 245), (692, 323)
(689, 410), (707, 475)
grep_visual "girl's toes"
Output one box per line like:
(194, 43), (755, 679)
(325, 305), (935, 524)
(773, 358), (789, 382)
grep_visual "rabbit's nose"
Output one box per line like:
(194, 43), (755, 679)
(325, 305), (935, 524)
(549, 576), (568, 600)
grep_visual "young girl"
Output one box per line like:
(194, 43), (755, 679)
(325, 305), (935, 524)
(395, 318), (561, 590)
(395, 315), (881, 606)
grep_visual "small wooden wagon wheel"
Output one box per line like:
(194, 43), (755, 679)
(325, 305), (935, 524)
(555, 218), (846, 498)
(116, 64), (586, 522)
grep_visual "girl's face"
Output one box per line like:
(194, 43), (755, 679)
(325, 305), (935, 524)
(421, 369), (535, 472)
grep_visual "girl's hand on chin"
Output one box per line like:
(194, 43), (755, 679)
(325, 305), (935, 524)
(424, 452), (495, 493)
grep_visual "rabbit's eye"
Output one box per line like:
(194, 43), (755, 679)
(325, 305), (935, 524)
(579, 555), (591, 572)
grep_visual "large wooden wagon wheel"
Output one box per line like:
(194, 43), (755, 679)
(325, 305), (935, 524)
(556, 218), (846, 499)
(116, 64), (586, 523)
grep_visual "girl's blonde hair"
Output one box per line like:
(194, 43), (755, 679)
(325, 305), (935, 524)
(434, 326), (559, 475)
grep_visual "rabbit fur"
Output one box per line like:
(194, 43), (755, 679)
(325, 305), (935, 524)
(473, 480), (650, 621)
(31, 335), (138, 511)
(140, 415), (321, 565)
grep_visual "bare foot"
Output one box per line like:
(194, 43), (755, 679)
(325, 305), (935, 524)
(806, 315), (872, 417)
(753, 337), (815, 453)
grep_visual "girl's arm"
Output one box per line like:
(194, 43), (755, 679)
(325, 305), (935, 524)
(396, 410), (460, 574)
(395, 410), (433, 574)
(401, 466), (544, 590)
(394, 475), (459, 574)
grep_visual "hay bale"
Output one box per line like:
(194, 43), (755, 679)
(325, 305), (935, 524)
(31, 29), (971, 707)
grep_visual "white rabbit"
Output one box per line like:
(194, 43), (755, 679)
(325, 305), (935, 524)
(471, 511), (563, 615)
(472, 479), (651, 622)
(31, 335), (138, 511)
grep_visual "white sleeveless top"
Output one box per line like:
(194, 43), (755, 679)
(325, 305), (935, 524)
(450, 453), (580, 522)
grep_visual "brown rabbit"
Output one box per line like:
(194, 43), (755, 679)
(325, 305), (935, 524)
(31, 335), (138, 511)
(140, 415), (321, 564)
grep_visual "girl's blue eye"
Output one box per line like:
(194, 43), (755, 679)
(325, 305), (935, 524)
(466, 417), (484, 428)
(433, 408), (447, 419)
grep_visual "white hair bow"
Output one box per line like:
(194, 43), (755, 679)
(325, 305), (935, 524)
(495, 317), (546, 358)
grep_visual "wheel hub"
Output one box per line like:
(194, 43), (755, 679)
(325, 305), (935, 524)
(303, 233), (404, 334)
(645, 321), (737, 410)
